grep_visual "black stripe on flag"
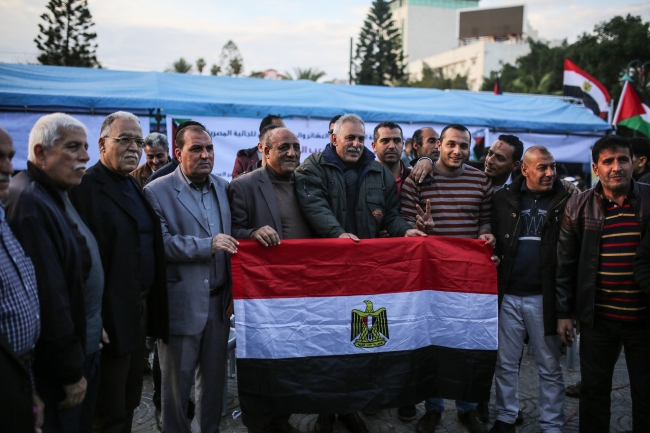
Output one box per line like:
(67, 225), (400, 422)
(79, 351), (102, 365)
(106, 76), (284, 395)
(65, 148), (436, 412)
(237, 345), (496, 414)
(564, 85), (601, 116)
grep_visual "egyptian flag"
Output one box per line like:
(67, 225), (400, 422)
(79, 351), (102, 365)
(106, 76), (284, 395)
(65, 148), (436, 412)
(563, 59), (611, 119)
(494, 74), (502, 95)
(232, 237), (498, 414)
(613, 81), (650, 138)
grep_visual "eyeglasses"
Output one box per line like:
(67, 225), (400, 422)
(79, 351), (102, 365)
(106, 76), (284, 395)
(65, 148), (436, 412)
(104, 136), (145, 149)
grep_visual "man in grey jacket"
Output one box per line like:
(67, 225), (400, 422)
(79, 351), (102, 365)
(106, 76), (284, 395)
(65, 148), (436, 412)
(144, 121), (237, 433)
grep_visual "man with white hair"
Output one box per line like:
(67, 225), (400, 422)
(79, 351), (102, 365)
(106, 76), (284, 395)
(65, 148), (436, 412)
(69, 111), (169, 433)
(130, 133), (170, 189)
(4, 113), (104, 432)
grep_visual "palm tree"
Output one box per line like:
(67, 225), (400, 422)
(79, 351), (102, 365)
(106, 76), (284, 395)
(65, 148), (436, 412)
(286, 67), (326, 82)
(196, 58), (206, 74)
(210, 64), (221, 76)
(165, 58), (192, 73)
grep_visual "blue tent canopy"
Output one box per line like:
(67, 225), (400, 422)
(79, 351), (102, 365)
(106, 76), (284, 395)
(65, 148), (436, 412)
(0, 63), (610, 133)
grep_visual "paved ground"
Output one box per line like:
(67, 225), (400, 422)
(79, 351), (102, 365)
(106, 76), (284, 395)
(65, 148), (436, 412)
(133, 341), (634, 432)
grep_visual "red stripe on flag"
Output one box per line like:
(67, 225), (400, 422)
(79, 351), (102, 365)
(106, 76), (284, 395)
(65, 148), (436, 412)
(613, 81), (647, 124)
(231, 237), (497, 300)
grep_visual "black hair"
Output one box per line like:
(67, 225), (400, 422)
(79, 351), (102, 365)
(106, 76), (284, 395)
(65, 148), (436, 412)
(373, 121), (403, 142)
(497, 134), (524, 162)
(259, 115), (283, 133)
(629, 137), (650, 161)
(175, 121), (208, 150)
(591, 135), (632, 164)
(439, 124), (471, 144)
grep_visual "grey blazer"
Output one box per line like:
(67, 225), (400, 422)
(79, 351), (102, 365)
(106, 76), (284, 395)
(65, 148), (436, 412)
(144, 166), (232, 336)
(228, 167), (283, 240)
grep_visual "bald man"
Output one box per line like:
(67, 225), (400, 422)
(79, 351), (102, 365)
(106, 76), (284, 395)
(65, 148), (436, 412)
(489, 146), (568, 433)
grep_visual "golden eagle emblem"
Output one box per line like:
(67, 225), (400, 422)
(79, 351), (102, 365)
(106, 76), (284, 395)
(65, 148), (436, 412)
(351, 300), (389, 348)
(582, 81), (593, 92)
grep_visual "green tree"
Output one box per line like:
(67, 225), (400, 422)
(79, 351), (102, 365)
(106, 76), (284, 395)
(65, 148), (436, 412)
(196, 58), (206, 74)
(405, 63), (468, 90)
(219, 40), (244, 77)
(210, 64), (221, 76)
(34, 0), (100, 67)
(354, 0), (406, 86)
(165, 58), (192, 73)
(286, 67), (326, 81)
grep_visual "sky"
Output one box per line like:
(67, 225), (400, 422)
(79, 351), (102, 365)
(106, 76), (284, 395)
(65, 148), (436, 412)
(0, 0), (649, 81)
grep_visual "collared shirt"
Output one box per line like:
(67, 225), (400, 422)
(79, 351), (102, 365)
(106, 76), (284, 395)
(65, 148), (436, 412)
(180, 170), (227, 289)
(491, 173), (513, 192)
(0, 204), (40, 357)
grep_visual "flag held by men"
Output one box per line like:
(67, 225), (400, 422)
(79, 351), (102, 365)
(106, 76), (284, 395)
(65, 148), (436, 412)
(563, 58), (611, 119)
(613, 81), (650, 138)
(231, 237), (498, 414)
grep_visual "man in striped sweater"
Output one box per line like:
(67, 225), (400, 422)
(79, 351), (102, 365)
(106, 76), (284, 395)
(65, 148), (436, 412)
(400, 124), (496, 433)
(556, 135), (650, 433)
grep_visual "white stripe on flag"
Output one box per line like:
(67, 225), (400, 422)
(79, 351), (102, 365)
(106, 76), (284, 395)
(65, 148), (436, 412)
(564, 70), (609, 113)
(234, 290), (497, 359)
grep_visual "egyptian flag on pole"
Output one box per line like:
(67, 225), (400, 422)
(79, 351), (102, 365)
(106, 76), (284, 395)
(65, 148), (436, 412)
(612, 81), (650, 138)
(232, 236), (497, 414)
(563, 59), (611, 119)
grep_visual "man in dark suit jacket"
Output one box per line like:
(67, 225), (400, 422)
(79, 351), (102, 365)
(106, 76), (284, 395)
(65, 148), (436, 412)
(69, 111), (169, 433)
(144, 121), (236, 433)
(229, 127), (312, 433)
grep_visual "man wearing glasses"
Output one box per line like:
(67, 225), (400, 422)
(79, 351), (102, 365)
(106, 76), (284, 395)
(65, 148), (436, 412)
(69, 111), (169, 433)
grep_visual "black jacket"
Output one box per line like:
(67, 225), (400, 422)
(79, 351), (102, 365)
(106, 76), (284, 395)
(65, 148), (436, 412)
(634, 221), (650, 297)
(556, 180), (650, 326)
(0, 331), (34, 433)
(145, 157), (179, 186)
(5, 163), (89, 386)
(69, 161), (169, 356)
(491, 176), (570, 335)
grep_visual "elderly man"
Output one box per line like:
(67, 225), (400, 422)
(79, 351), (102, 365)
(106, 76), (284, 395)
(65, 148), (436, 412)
(5, 114), (104, 433)
(556, 135), (650, 433)
(229, 126), (309, 433)
(130, 133), (170, 189)
(295, 113), (425, 433)
(144, 121), (235, 433)
(234, 124), (282, 177)
(401, 124), (495, 433)
(489, 146), (569, 433)
(0, 126), (43, 433)
(69, 111), (169, 433)
(232, 115), (285, 178)
(411, 127), (440, 161)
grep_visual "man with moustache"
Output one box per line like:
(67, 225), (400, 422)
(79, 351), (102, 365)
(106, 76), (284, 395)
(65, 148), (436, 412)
(130, 133), (170, 189)
(0, 126), (43, 433)
(489, 146), (568, 433)
(556, 135), (650, 433)
(144, 121), (236, 433)
(69, 111), (169, 433)
(5, 113), (104, 433)
(411, 127), (440, 161)
(229, 126), (309, 433)
(295, 113), (425, 433)
(232, 115), (285, 178)
(372, 121), (410, 196)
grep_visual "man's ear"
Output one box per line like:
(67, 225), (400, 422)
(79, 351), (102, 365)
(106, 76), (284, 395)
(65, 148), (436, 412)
(640, 155), (648, 168)
(174, 146), (182, 161)
(32, 143), (45, 165)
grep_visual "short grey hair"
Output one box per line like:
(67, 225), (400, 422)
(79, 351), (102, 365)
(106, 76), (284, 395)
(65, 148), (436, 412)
(333, 113), (364, 135)
(28, 113), (87, 162)
(99, 111), (140, 138)
(144, 133), (169, 152)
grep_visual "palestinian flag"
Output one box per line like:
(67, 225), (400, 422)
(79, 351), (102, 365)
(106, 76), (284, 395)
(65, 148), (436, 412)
(612, 81), (650, 138)
(232, 237), (498, 414)
(563, 59), (611, 119)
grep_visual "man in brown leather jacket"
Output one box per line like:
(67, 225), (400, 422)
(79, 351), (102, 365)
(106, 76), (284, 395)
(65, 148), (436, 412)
(555, 135), (650, 433)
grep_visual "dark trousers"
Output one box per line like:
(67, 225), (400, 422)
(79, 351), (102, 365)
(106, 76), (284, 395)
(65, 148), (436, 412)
(241, 411), (291, 433)
(41, 350), (101, 433)
(93, 303), (148, 433)
(579, 318), (650, 433)
(152, 343), (161, 411)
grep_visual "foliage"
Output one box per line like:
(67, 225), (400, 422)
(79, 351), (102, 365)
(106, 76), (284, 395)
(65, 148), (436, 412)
(480, 15), (650, 100)
(285, 67), (326, 81)
(405, 63), (469, 90)
(165, 58), (192, 73)
(354, 0), (406, 86)
(219, 40), (244, 76)
(196, 58), (206, 74)
(210, 64), (221, 76)
(34, 0), (100, 67)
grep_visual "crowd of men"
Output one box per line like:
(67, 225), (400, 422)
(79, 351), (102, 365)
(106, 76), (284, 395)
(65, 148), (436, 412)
(0, 110), (649, 433)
